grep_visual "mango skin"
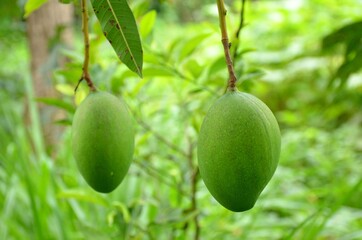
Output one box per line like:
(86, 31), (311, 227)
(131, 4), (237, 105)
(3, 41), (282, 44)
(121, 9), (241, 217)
(197, 91), (281, 212)
(72, 91), (134, 193)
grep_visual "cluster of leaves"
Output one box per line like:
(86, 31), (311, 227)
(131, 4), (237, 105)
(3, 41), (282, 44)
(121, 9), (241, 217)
(322, 20), (362, 89)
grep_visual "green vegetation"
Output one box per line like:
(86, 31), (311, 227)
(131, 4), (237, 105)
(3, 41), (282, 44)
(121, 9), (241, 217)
(198, 91), (281, 212)
(1, 0), (362, 239)
(72, 91), (134, 193)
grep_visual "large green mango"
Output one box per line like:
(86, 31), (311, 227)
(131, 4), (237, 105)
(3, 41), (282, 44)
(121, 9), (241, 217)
(72, 91), (134, 193)
(197, 91), (281, 212)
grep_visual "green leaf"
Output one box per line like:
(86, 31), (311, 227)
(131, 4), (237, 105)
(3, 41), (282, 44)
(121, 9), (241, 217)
(24, 0), (48, 18)
(91, 0), (143, 77)
(208, 56), (226, 76)
(322, 20), (362, 51)
(58, 0), (74, 3)
(112, 201), (131, 223)
(334, 49), (362, 87)
(53, 119), (72, 126)
(55, 84), (75, 96)
(57, 190), (109, 206)
(322, 20), (362, 88)
(179, 33), (211, 60)
(36, 98), (75, 114)
(143, 65), (175, 77)
(139, 10), (157, 39)
(182, 59), (202, 78)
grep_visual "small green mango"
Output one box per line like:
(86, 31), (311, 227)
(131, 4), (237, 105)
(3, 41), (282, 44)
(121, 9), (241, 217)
(197, 91), (281, 212)
(72, 91), (134, 193)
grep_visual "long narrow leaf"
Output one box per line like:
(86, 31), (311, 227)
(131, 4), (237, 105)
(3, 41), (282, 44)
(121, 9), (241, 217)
(24, 0), (48, 18)
(36, 98), (75, 114)
(91, 0), (143, 77)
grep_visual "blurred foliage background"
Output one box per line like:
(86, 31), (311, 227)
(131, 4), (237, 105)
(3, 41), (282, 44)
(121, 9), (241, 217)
(1, 0), (362, 239)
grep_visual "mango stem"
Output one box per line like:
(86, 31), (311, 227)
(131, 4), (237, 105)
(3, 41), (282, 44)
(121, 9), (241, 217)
(217, 0), (237, 92)
(75, 0), (96, 93)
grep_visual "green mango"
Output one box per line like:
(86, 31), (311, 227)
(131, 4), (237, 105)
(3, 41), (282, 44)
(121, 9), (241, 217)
(197, 91), (281, 212)
(72, 91), (134, 193)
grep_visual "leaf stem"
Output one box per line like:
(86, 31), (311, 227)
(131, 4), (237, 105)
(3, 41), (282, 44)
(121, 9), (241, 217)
(217, 0), (237, 92)
(75, 0), (96, 93)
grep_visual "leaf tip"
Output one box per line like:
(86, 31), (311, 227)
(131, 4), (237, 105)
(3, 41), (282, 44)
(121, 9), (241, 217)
(138, 70), (143, 78)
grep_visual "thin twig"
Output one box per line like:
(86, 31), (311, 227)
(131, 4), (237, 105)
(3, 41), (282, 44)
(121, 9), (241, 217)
(137, 119), (189, 158)
(233, 0), (246, 62)
(185, 137), (200, 240)
(134, 160), (189, 196)
(217, 0), (237, 91)
(76, 0), (96, 93)
(191, 167), (200, 240)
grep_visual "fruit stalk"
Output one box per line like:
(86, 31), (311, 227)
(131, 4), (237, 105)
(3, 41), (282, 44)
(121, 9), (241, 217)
(217, 0), (237, 91)
(76, 0), (96, 92)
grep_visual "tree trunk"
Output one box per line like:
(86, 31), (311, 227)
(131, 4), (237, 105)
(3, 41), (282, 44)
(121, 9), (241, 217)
(26, 0), (74, 153)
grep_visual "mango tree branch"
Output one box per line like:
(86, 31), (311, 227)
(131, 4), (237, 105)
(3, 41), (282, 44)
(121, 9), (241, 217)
(217, 0), (237, 91)
(75, 0), (96, 92)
